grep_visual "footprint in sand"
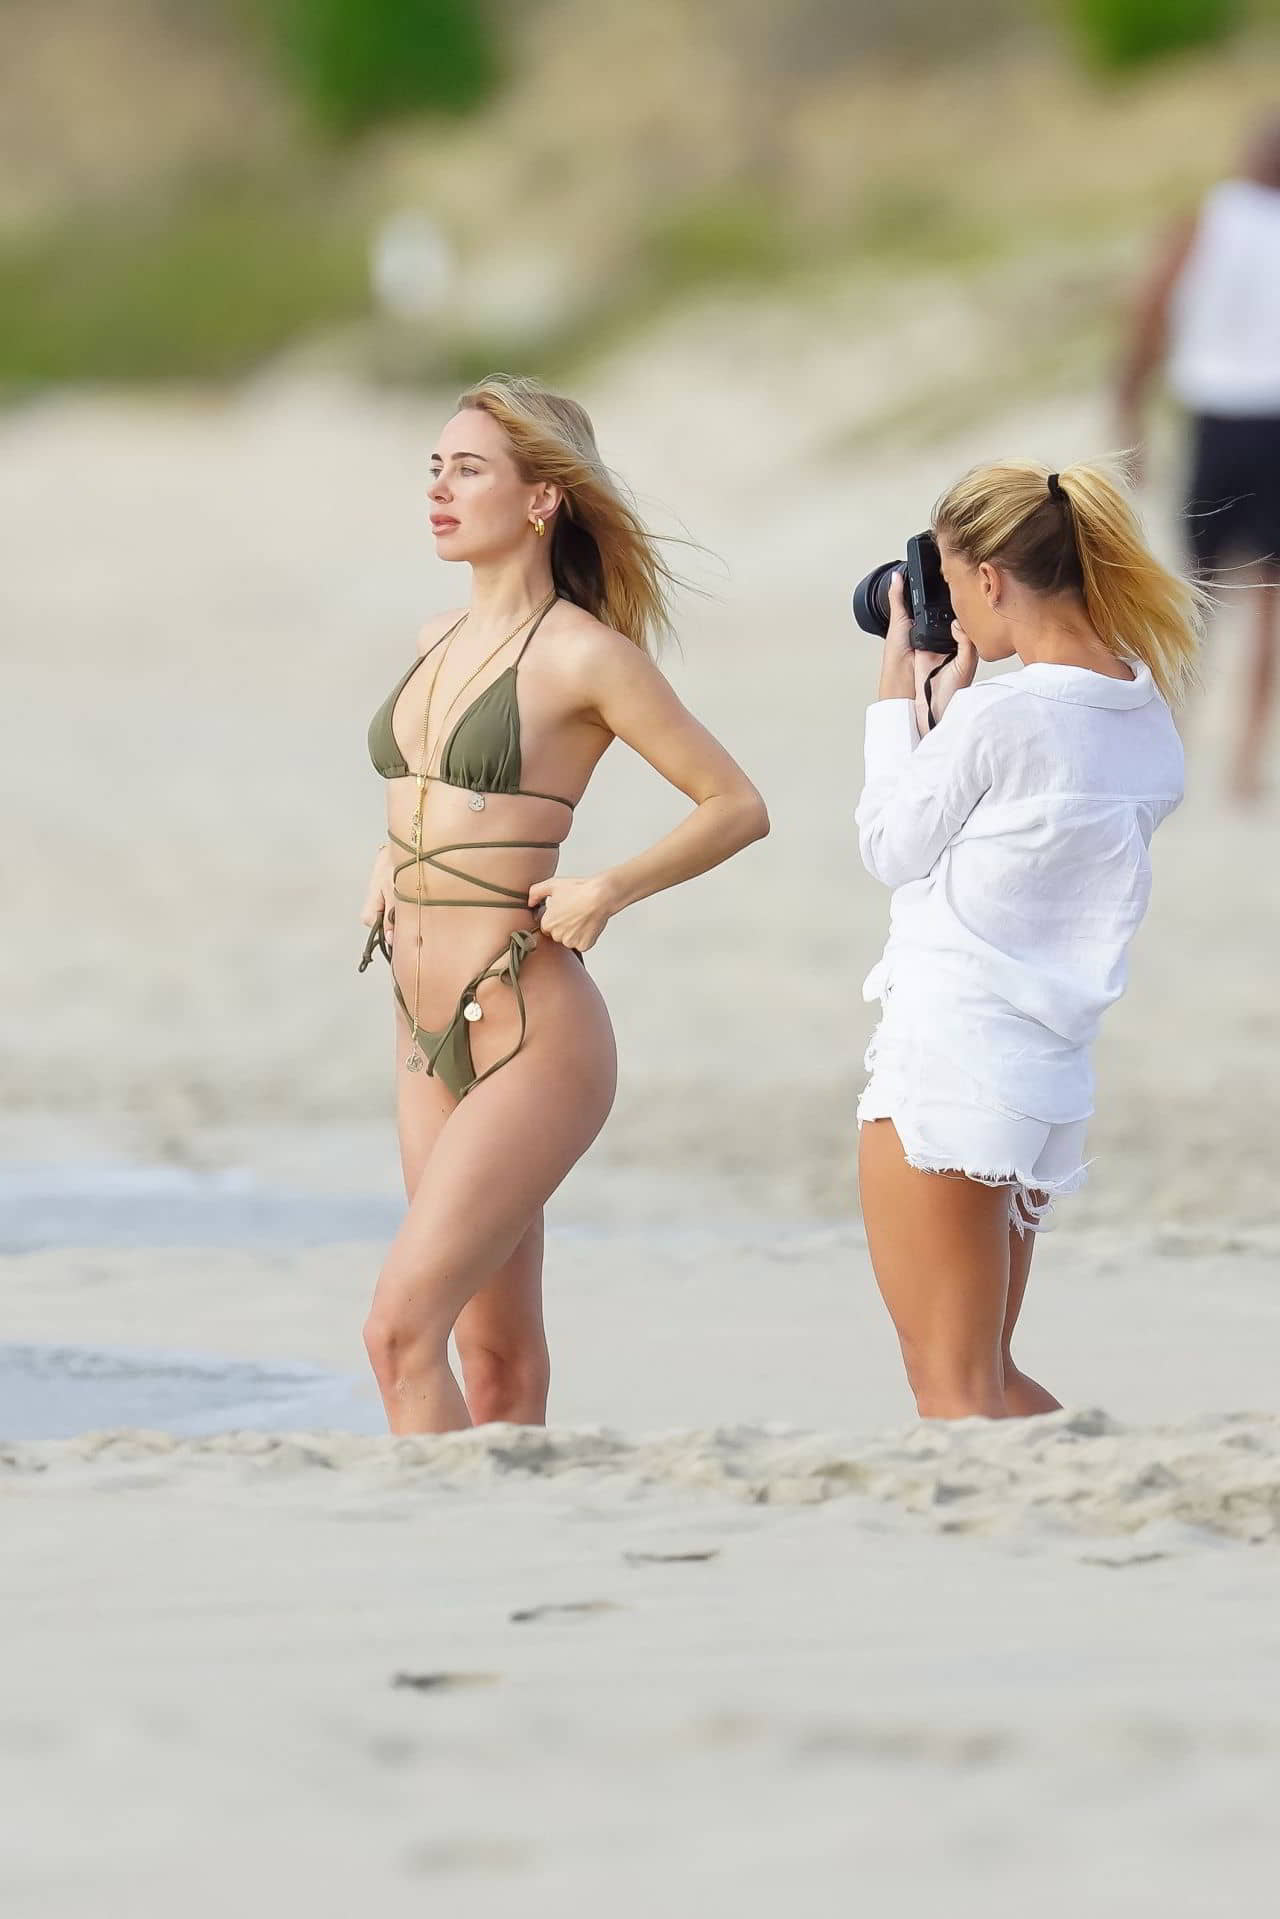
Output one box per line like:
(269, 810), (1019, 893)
(390, 1671), (499, 1692)
(508, 1599), (622, 1624)
(623, 1548), (721, 1565)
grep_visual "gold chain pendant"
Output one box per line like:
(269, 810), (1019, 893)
(397, 593), (552, 1083)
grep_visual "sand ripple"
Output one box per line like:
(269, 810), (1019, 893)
(5, 1408), (1280, 1544)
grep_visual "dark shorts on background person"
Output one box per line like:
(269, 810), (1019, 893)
(1186, 412), (1280, 576)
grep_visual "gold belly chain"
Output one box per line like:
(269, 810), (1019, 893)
(403, 590), (557, 1072)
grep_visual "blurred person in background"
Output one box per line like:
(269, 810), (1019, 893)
(1118, 111), (1280, 802)
(856, 461), (1199, 1420)
(358, 375), (768, 1434)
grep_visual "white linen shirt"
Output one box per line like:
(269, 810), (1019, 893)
(855, 663), (1184, 1123)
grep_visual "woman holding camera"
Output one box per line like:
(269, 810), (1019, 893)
(856, 461), (1198, 1421)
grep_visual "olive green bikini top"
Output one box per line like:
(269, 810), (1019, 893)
(367, 600), (573, 809)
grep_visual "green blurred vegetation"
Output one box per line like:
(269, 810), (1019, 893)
(0, 176), (369, 386)
(1065, 0), (1242, 66)
(399, 184), (1016, 394)
(644, 196), (796, 293)
(265, 0), (500, 134)
(1, 0), (1278, 392)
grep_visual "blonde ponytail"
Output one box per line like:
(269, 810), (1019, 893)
(457, 373), (677, 655)
(934, 457), (1204, 704)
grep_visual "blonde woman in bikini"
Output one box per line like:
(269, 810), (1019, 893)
(359, 375), (768, 1434)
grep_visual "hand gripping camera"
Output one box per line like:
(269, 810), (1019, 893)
(852, 532), (957, 659)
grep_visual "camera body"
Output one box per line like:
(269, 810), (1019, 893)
(852, 532), (957, 658)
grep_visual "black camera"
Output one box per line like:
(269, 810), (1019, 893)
(852, 531), (957, 658)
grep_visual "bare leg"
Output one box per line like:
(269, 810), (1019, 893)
(1000, 1207), (1062, 1417)
(364, 948), (616, 1434)
(365, 1046), (469, 1431)
(1231, 569), (1279, 804)
(381, 1057), (551, 1427)
(858, 1119), (1011, 1420)
(454, 1215), (551, 1426)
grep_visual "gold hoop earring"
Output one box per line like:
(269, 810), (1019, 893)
(533, 516), (546, 539)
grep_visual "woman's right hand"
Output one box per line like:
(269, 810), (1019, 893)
(877, 569), (917, 703)
(361, 844), (396, 948)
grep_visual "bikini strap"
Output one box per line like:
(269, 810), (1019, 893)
(421, 612), (468, 659)
(514, 597), (559, 664)
(513, 786), (576, 810)
(388, 613), (464, 702)
(459, 932), (538, 1093)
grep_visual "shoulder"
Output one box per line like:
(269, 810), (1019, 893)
(939, 677), (1023, 734)
(949, 677), (1021, 715)
(537, 600), (659, 682)
(1202, 178), (1249, 221)
(414, 607), (466, 656)
(926, 677), (1035, 769)
(1147, 696), (1187, 780)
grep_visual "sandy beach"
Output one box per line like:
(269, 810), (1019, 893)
(3, 336), (1279, 1913)
(6, 1213), (1280, 1919)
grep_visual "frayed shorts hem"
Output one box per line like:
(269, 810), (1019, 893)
(857, 1083), (1090, 1236)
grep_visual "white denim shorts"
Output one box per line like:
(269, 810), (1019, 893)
(857, 1011), (1090, 1235)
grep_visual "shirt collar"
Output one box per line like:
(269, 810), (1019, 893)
(1007, 661), (1156, 709)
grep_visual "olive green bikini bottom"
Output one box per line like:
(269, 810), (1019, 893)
(359, 825), (587, 1102)
(359, 913), (539, 1102)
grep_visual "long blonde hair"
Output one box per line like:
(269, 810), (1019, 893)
(457, 373), (676, 655)
(934, 458), (1204, 703)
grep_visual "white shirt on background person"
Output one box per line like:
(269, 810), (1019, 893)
(1169, 178), (1280, 416)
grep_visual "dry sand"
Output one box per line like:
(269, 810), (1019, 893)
(2, 320), (1279, 1913)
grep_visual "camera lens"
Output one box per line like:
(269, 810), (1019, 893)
(852, 562), (901, 639)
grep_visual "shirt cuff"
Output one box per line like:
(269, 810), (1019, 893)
(863, 698), (920, 778)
